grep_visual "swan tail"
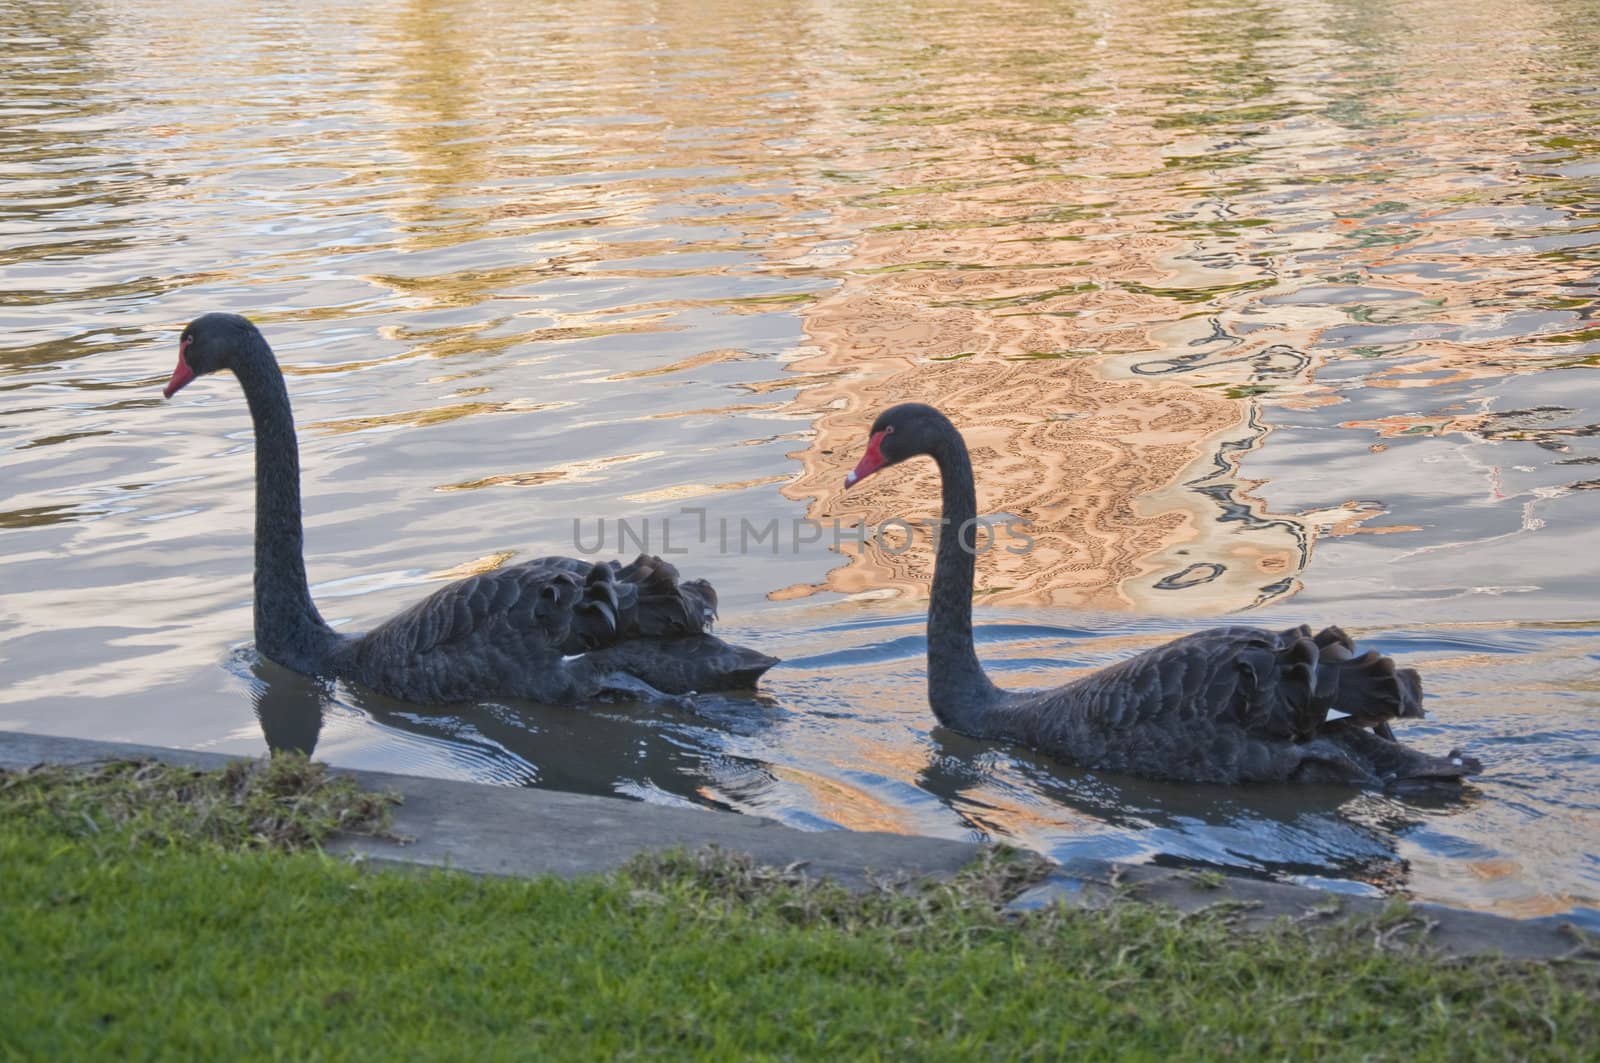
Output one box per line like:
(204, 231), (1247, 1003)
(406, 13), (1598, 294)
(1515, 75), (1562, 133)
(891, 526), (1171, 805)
(603, 554), (720, 639)
(1239, 626), (1449, 771)
(566, 554), (706, 652)
(1323, 645), (1425, 727)
(1255, 625), (1421, 734)
(1261, 625), (1481, 784)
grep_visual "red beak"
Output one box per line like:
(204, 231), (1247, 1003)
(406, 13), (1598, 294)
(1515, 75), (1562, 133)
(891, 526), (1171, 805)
(845, 428), (890, 488)
(163, 340), (194, 399)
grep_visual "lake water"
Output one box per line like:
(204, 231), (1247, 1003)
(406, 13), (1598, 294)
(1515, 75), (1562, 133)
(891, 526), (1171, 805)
(3, 0), (1597, 925)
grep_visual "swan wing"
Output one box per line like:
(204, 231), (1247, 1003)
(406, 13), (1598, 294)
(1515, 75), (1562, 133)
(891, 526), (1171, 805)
(1164, 624), (1427, 739)
(1052, 625), (1422, 739)
(366, 553), (718, 660)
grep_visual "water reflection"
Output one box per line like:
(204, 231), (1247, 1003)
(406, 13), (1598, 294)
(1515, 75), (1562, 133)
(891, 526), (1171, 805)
(919, 726), (1493, 893)
(1, 0), (1597, 923)
(242, 649), (784, 808)
(780, 0), (1600, 619)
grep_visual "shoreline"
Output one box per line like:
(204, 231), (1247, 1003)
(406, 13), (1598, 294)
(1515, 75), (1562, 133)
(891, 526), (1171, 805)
(3, 728), (1588, 961)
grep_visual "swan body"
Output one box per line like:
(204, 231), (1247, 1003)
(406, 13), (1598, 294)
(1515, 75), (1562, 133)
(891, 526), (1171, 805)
(844, 402), (1481, 786)
(163, 312), (776, 705)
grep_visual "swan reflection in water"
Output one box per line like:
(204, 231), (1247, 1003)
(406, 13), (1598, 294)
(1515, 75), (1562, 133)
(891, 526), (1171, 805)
(239, 647), (1482, 897)
(239, 649), (784, 809)
(917, 726), (1485, 895)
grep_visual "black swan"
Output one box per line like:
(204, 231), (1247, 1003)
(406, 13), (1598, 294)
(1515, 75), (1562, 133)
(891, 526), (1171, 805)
(162, 312), (777, 705)
(843, 403), (1482, 786)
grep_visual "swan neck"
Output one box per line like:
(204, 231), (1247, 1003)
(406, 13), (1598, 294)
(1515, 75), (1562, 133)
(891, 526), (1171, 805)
(926, 428), (1001, 727)
(233, 341), (337, 671)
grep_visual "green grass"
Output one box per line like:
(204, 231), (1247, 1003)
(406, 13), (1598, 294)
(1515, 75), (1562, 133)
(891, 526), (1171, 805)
(1, 756), (398, 852)
(2, 759), (1597, 1059)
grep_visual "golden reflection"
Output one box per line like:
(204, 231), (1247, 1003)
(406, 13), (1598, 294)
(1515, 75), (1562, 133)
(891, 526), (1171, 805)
(306, 399), (558, 436)
(435, 451), (664, 492)
(646, 402), (784, 420)
(772, 6), (1306, 611)
(427, 550), (516, 581)
(624, 476), (790, 505)
(956, 786), (1110, 835)
(767, 763), (917, 836)
(358, 0), (832, 374)
(604, 348), (744, 381)
(772, 0), (1600, 617)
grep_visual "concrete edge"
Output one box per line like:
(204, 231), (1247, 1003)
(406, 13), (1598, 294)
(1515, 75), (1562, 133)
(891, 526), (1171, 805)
(3, 731), (1594, 963)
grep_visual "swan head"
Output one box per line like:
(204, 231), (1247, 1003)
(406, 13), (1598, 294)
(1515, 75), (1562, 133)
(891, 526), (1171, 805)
(844, 402), (957, 487)
(163, 312), (262, 398)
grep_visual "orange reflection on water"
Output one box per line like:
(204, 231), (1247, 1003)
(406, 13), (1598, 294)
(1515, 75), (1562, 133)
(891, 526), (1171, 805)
(771, 0), (1599, 617)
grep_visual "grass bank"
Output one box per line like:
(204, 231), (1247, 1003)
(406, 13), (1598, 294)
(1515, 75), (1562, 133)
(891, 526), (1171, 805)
(2, 757), (1596, 1059)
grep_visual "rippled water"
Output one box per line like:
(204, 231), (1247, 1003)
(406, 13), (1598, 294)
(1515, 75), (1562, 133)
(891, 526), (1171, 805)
(2, 0), (1597, 924)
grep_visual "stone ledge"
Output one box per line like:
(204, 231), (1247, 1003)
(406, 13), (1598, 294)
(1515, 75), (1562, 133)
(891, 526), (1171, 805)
(3, 730), (1592, 962)
(0, 730), (979, 891)
(1011, 861), (1594, 962)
